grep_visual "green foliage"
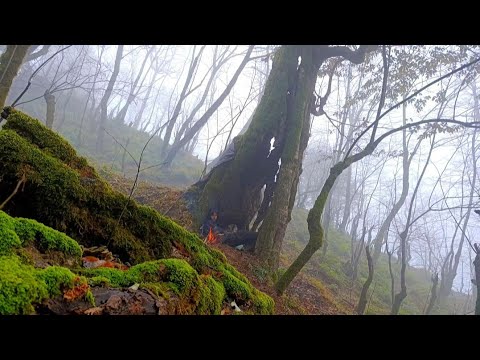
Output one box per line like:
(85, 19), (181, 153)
(3, 109), (90, 171)
(161, 259), (198, 294)
(85, 290), (95, 307)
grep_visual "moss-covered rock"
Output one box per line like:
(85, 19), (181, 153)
(0, 210), (82, 258)
(0, 255), (90, 315)
(0, 110), (274, 314)
(0, 255), (49, 314)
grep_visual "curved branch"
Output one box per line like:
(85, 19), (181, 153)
(324, 45), (377, 64)
(345, 56), (480, 159)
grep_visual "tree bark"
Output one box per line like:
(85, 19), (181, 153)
(44, 90), (56, 129)
(184, 46), (298, 230)
(372, 102), (412, 262)
(356, 246), (374, 315)
(95, 45), (123, 153)
(473, 245), (480, 315)
(255, 46), (320, 271)
(425, 273), (439, 315)
(0, 45), (30, 110)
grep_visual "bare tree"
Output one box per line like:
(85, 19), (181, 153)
(96, 45), (124, 152)
(356, 246), (374, 314)
(0, 45), (30, 110)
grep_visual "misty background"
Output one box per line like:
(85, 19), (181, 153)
(3, 44), (479, 313)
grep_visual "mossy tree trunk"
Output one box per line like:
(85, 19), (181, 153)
(186, 46), (301, 230)
(255, 46), (321, 271)
(0, 45), (30, 110)
(275, 159), (353, 294)
(188, 46), (372, 275)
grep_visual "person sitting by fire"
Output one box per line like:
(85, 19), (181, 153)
(200, 209), (224, 244)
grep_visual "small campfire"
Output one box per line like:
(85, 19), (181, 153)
(204, 227), (219, 245)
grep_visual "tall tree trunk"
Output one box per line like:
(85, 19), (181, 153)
(184, 46), (297, 230)
(255, 46), (320, 271)
(96, 45), (123, 153)
(473, 245), (480, 315)
(339, 158), (353, 232)
(44, 90), (56, 129)
(439, 88), (479, 298)
(186, 45), (371, 281)
(425, 273), (439, 315)
(372, 102), (411, 262)
(114, 46), (154, 125)
(0, 45), (30, 110)
(357, 246), (374, 314)
(392, 133), (435, 314)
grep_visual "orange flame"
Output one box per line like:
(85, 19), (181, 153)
(206, 227), (217, 244)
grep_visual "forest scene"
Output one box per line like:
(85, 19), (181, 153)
(1, 44), (479, 315)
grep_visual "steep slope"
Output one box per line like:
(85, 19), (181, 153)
(0, 108), (273, 314)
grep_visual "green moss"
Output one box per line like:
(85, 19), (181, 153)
(0, 255), (49, 314)
(222, 268), (253, 302)
(0, 114), (174, 263)
(80, 267), (134, 288)
(140, 282), (171, 299)
(251, 290), (275, 315)
(85, 289), (95, 307)
(128, 260), (166, 283)
(0, 211), (22, 255)
(0, 254), (89, 315)
(0, 210), (82, 259)
(3, 108), (91, 172)
(14, 217), (82, 257)
(88, 276), (111, 287)
(0, 227), (22, 255)
(37, 266), (76, 297)
(162, 259), (199, 294)
(0, 110), (274, 314)
(196, 275), (226, 315)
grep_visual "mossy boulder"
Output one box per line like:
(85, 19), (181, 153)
(0, 255), (92, 315)
(0, 210), (82, 258)
(0, 109), (274, 314)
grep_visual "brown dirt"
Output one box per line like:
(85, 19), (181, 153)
(212, 243), (352, 315)
(104, 172), (195, 232)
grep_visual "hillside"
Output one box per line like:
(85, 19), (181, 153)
(105, 174), (473, 314)
(0, 109), (273, 315)
(12, 88), (204, 188)
(282, 208), (472, 315)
